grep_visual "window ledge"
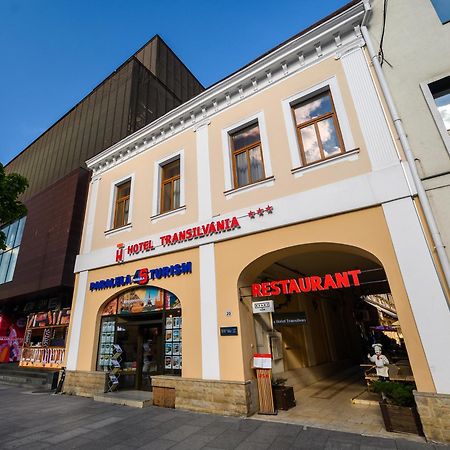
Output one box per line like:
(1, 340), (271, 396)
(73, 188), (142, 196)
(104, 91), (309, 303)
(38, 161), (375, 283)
(151, 205), (186, 223)
(104, 223), (132, 237)
(224, 176), (275, 199)
(291, 148), (360, 177)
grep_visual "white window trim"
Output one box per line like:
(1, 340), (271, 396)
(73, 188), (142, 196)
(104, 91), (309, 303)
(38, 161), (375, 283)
(105, 173), (135, 232)
(221, 111), (273, 193)
(151, 149), (185, 218)
(282, 76), (356, 169)
(420, 76), (450, 157)
(291, 148), (360, 178)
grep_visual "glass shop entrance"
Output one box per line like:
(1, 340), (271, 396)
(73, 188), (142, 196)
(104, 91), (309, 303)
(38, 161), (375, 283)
(97, 286), (182, 391)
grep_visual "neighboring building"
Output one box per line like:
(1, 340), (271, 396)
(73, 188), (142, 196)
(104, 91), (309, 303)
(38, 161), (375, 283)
(0, 36), (203, 367)
(367, 0), (450, 274)
(364, 1), (450, 441)
(64, 0), (449, 442)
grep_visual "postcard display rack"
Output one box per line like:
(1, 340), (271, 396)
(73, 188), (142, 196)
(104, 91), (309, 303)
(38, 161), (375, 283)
(164, 315), (182, 372)
(19, 308), (71, 368)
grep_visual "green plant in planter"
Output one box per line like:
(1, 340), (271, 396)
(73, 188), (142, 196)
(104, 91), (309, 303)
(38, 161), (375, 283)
(372, 381), (416, 407)
(272, 378), (287, 387)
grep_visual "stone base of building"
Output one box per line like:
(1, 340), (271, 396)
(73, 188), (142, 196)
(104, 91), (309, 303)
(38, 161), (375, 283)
(63, 370), (107, 397)
(151, 375), (258, 416)
(414, 391), (450, 444)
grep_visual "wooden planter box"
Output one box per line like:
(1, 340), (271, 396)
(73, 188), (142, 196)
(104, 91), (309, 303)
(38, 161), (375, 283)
(273, 385), (296, 411)
(153, 386), (175, 408)
(379, 401), (424, 435)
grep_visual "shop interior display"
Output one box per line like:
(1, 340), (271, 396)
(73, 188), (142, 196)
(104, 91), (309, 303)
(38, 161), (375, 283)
(19, 308), (71, 368)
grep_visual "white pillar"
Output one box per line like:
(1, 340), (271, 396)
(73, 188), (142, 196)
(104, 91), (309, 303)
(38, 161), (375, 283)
(199, 243), (221, 380)
(66, 270), (88, 370)
(383, 198), (450, 393)
(195, 121), (213, 221)
(340, 47), (400, 170)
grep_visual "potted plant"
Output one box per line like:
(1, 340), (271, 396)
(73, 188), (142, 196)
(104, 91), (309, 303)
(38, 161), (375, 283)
(372, 381), (424, 435)
(272, 378), (296, 411)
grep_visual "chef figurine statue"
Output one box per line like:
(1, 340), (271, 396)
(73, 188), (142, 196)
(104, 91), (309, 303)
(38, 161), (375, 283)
(368, 343), (390, 380)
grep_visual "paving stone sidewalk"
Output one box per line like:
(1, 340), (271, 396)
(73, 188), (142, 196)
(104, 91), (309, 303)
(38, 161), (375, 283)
(0, 385), (447, 450)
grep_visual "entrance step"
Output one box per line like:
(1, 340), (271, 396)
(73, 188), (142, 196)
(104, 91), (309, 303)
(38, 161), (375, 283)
(0, 363), (59, 390)
(351, 389), (380, 405)
(94, 390), (153, 408)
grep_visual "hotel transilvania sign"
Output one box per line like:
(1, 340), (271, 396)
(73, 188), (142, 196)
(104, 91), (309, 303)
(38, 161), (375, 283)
(115, 216), (241, 263)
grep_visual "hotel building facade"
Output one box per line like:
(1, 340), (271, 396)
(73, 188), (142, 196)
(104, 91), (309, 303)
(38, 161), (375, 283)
(64, 1), (450, 441)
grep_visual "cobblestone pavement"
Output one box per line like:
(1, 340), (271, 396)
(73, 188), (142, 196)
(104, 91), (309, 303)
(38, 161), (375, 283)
(0, 386), (447, 449)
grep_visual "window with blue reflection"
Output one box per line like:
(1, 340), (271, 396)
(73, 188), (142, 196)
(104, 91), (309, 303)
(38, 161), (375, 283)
(0, 217), (26, 284)
(430, 0), (450, 24)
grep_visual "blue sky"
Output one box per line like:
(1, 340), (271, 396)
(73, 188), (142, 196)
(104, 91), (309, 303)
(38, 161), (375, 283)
(0, 0), (349, 165)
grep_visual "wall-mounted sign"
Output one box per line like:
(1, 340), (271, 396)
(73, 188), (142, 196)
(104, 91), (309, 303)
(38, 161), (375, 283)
(115, 216), (242, 263)
(116, 241), (155, 263)
(89, 262), (192, 292)
(220, 326), (238, 336)
(253, 353), (272, 369)
(252, 300), (274, 314)
(273, 312), (307, 327)
(251, 270), (362, 297)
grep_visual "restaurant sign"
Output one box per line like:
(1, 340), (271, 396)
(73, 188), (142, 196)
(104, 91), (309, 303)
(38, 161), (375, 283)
(251, 270), (361, 297)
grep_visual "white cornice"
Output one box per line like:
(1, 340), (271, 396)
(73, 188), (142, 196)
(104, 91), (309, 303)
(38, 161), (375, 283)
(87, 2), (366, 176)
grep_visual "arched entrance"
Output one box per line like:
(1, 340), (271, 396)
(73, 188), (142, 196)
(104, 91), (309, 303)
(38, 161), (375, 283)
(97, 286), (182, 391)
(239, 243), (413, 434)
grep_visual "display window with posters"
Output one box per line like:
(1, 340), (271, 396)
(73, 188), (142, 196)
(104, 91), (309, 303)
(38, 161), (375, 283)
(97, 286), (181, 391)
(0, 314), (26, 363)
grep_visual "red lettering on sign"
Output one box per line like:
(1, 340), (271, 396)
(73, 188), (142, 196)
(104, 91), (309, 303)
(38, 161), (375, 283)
(310, 276), (324, 291)
(299, 277), (311, 292)
(288, 279), (301, 294)
(335, 272), (350, 288)
(323, 274), (337, 290)
(261, 282), (271, 296)
(348, 269), (361, 286)
(251, 270), (363, 297)
(252, 284), (262, 297)
(270, 281), (281, 296)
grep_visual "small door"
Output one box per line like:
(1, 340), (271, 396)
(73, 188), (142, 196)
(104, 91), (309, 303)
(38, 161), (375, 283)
(139, 325), (163, 391)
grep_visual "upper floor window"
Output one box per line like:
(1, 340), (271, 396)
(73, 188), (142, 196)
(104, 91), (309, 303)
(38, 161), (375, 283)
(0, 216), (26, 284)
(230, 122), (265, 188)
(292, 90), (345, 166)
(430, 0), (450, 24)
(429, 76), (450, 135)
(113, 180), (131, 229)
(160, 158), (180, 214)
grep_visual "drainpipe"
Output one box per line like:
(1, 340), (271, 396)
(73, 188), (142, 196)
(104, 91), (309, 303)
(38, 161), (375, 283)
(360, 0), (450, 292)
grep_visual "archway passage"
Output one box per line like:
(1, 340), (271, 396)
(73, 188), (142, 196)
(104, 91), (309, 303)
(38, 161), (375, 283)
(241, 243), (412, 435)
(98, 286), (181, 391)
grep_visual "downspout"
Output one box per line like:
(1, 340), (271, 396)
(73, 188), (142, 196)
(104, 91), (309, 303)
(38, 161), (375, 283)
(360, 0), (450, 292)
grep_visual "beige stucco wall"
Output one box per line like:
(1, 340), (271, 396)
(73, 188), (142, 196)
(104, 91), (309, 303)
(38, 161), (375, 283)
(87, 128), (198, 253)
(209, 56), (371, 215)
(85, 55), (373, 255)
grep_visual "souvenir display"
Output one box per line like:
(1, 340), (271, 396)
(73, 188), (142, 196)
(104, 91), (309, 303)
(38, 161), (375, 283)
(19, 308), (71, 369)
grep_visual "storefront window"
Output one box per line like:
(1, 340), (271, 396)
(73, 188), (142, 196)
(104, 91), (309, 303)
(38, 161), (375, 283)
(97, 286), (182, 390)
